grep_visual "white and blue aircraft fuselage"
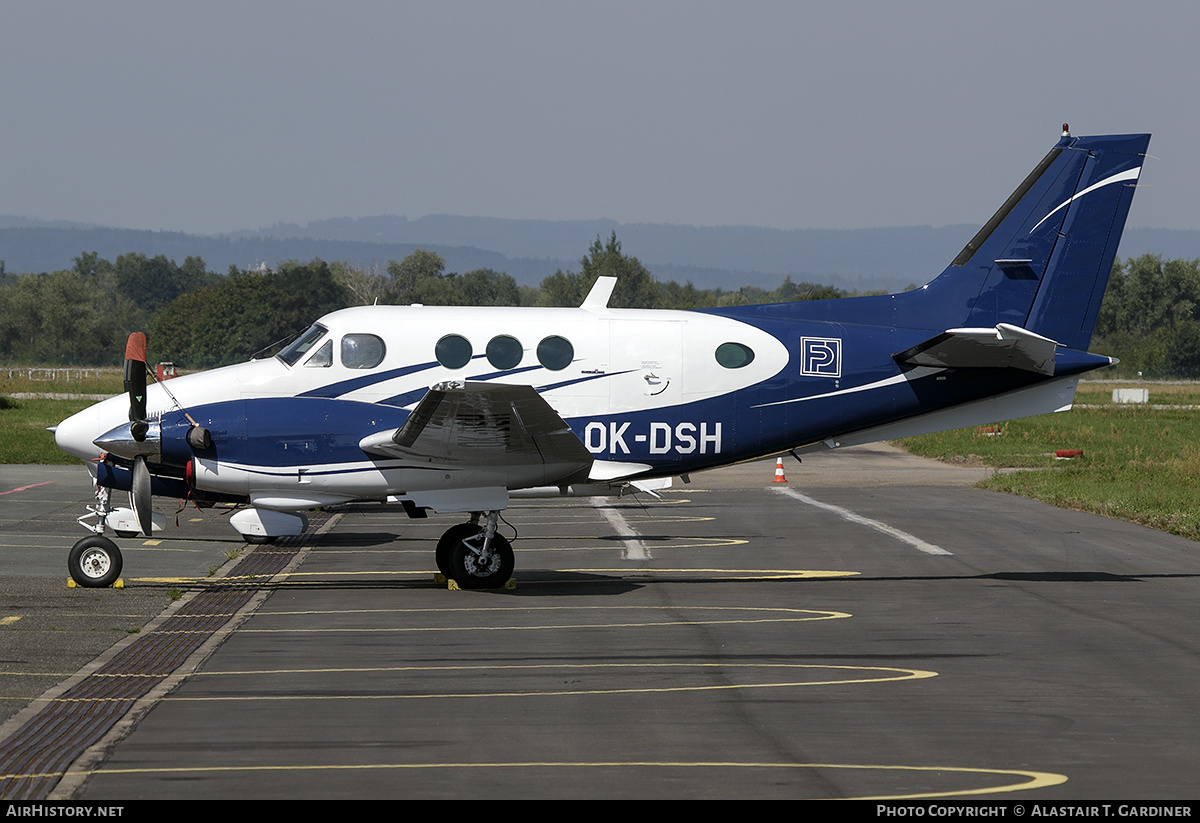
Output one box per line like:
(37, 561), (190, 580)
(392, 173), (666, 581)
(54, 130), (1151, 588)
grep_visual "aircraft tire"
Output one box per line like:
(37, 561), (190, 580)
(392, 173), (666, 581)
(69, 535), (123, 588)
(451, 532), (514, 589)
(243, 535), (276, 545)
(436, 523), (484, 578)
(114, 531), (138, 539)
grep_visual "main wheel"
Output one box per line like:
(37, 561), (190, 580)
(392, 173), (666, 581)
(69, 535), (123, 588)
(450, 532), (514, 589)
(436, 523), (484, 578)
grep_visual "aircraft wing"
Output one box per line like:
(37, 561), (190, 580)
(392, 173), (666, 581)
(359, 381), (593, 486)
(893, 323), (1058, 376)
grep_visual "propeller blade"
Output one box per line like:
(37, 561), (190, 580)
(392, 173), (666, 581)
(124, 332), (148, 441)
(130, 455), (153, 536)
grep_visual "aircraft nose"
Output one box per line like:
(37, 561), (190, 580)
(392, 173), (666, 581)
(54, 405), (106, 460)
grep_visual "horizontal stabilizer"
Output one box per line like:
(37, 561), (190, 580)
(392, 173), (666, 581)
(797, 376), (1080, 454)
(893, 323), (1058, 376)
(359, 381), (592, 484)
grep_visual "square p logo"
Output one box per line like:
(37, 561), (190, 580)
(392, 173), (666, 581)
(801, 337), (842, 377)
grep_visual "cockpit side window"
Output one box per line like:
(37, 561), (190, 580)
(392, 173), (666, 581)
(341, 334), (386, 369)
(277, 324), (328, 366)
(304, 339), (333, 368)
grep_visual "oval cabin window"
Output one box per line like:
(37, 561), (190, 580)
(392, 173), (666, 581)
(537, 336), (574, 371)
(715, 342), (755, 369)
(435, 334), (473, 369)
(486, 335), (523, 369)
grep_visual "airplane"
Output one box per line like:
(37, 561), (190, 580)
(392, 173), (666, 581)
(53, 128), (1150, 589)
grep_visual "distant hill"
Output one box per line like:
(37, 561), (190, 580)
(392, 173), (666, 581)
(1, 215), (1195, 294)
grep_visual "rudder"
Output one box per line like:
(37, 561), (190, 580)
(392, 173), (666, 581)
(951, 132), (1149, 349)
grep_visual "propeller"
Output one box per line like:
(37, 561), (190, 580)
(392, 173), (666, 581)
(122, 333), (153, 534)
(124, 332), (149, 442)
(130, 455), (153, 535)
(98, 332), (214, 536)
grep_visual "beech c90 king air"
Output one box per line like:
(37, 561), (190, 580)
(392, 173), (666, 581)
(53, 129), (1150, 589)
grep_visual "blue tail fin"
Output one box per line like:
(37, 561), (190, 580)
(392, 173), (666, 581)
(709, 132), (1149, 349)
(930, 132), (1149, 349)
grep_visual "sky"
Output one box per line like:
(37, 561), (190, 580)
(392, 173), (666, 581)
(2, 1), (1196, 235)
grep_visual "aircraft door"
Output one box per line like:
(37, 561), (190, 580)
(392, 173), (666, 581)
(606, 318), (684, 413)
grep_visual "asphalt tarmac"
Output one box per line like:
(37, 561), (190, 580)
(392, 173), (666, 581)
(2, 446), (1200, 800)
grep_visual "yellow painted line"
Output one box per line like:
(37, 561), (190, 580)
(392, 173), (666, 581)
(0, 670), (73, 677)
(519, 538), (750, 551)
(513, 497), (694, 506)
(124, 577), (225, 585)
(126, 567), (856, 585)
(316, 536), (743, 552)
(556, 568), (858, 579)
(162, 662), (936, 701)
(185, 661), (875, 677)
(455, 517), (717, 528)
(201, 604), (839, 619)
(0, 616), (21, 626)
(0, 761), (1068, 799)
(31, 662), (929, 701)
(142, 539), (162, 546)
(232, 612), (851, 634)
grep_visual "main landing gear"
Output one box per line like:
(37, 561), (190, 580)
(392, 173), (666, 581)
(435, 511), (514, 589)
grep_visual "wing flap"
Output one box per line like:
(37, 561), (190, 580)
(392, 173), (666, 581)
(359, 382), (593, 485)
(893, 323), (1058, 376)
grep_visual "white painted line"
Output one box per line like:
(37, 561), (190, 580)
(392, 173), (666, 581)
(774, 487), (952, 556)
(590, 499), (651, 560)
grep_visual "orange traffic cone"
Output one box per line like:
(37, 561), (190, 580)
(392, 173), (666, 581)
(773, 456), (787, 483)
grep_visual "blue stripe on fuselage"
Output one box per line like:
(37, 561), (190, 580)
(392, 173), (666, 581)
(299, 360), (440, 398)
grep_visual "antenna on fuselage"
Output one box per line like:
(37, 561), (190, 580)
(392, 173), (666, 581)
(581, 276), (617, 311)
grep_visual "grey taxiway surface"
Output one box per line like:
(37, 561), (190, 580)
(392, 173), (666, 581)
(2, 447), (1199, 800)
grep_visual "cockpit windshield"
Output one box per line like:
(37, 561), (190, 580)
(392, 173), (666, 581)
(276, 324), (328, 367)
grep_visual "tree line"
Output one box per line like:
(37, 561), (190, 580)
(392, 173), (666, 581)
(0, 233), (857, 368)
(0, 234), (1195, 376)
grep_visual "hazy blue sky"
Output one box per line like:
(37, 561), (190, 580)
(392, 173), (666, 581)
(2, 1), (1194, 234)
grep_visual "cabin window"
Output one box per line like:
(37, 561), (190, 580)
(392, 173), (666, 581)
(537, 336), (574, 371)
(341, 334), (386, 369)
(486, 335), (523, 369)
(304, 339), (333, 368)
(277, 324), (327, 366)
(715, 342), (755, 369)
(435, 334), (472, 369)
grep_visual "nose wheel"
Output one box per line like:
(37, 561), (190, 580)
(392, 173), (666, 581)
(68, 535), (123, 588)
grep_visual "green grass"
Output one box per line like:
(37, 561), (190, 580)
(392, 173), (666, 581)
(1073, 382), (1200, 406)
(0, 397), (96, 463)
(0, 366), (124, 397)
(0, 367), (158, 464)
(898, 400), (1200, 541)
